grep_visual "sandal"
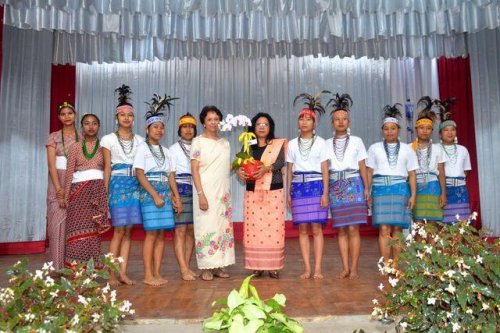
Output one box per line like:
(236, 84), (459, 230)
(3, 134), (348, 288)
(201, 270), (213, 281)
(213, 268), (230, 278)
(268, 271), (280, 279)
(253, 270), (264, 277)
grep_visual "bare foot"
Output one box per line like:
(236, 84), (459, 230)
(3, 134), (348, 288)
(300, 271), (311, 279)
(188, 269), (198, 277)
(143, 277), (164, 286)
(181, 271), (196, 281)
(119, 274), (136, 285)
(155, 276), (169, 285)
(109, 277), (121, 287)
(213, 269), (230, 278)
(349, 272), (359, 280)
(313, 273), (324, 279)
(336, 270), (350, 279)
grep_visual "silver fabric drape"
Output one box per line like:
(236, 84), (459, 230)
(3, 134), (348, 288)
(0, 26), (53, 243)
(468, 28), (500, 237)
(3, 0), (499, 62)
(76, 56), (438, 222)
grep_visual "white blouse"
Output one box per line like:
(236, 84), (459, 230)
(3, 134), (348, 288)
(133, 142), (175, 174)
(325, 135), (367, 171)
(442, 144), (472, 178)
(100, 133), (144, 165)
(366, 142), (419, 177)
(286, 136), (329, 173)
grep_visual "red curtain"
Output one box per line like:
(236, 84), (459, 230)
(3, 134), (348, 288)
(437, 56), (481, 228)
(50, 65), (76, 132)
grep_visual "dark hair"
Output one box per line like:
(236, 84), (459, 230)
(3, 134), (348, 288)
(57, 101), (76, 115)
(248, 112), (276, 142)
(178, 125), (197, 137)
(199, 105), (223, 125)
(80, 113), (101, 127)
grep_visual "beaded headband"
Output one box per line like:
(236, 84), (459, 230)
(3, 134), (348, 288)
(146, 116), (164, 127)
(439, 120), (457, 130)
(383, 117), (399, 125)
(115, 104), (134, 115)
(416, 118), (434, 128)
(178, 116), (197, 127)
(58, 101), (75, 112)
(299, 109), (317, 120)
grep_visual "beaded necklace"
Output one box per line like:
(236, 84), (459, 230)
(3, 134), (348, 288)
(115, 131), (135, 158)
(298, 135), (315, 161)
(383, 140), (400, 169)
(333, 135), (349, 162)
(178, 139), (192, 160)
(441, 143), (458, 166)
(147, 140), (166, 168)
(61, 128), (80, 158)
(82, 138), (100, 160)
(417, 142), (432, 173)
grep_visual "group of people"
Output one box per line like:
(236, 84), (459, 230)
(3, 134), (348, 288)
(45, 87), (472, 286)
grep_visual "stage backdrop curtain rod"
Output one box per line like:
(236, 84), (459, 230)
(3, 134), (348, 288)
(3, 0), (500, 62)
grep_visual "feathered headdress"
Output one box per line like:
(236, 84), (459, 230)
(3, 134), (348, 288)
(115, 84), (134, 115)
(145, 93), (179, 127)
(382, 103), (403, 126)
(293, 90), (330, 120)
(326, 93), (353, 114)
(437, 98), (457, 130)
(416, 96), (439, 127)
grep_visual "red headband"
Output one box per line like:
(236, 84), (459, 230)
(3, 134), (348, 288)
(299, 109), (316, 120)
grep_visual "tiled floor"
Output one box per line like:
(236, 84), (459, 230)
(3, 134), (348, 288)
(0, 237), (384, 320)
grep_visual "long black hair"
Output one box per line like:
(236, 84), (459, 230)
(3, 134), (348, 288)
(248, 112), (276, 142)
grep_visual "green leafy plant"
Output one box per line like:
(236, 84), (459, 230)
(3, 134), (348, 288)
(203, 275), (303, 333)
(372, 214), (500, 332)
(0, 254), (134, 332)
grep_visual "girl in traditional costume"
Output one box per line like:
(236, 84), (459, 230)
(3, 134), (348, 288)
(102, 85), (144, 285)
(46, 101), (80, 270)
(169, 113), (197, 281)
(366, 104), (418, 264)
(191, 106), (235, 281)
(134, 94), (182, 286)
(325, 93), (369, 279)
(286, 92), (329, 279)
(64, 114), (110, 267)
(237, 113), (286, 279)
(412, 97), (447, 224)
(438, 99), (472, 223)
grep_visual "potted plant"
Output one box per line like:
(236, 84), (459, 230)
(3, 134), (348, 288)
(372, 214), (500, 332)
(203, 275), (303, 332)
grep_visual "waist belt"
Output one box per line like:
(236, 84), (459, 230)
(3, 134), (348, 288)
(416, 172), (438, 184)
(292, 172), (322, 183)
(55, 156), (67, 170)
(446, 177), (466, 187)
(146, 171), (169, 183)
(175, 173), (192, 184)
(329, 169), (359, 181)
(372, 175), (407, 186)
(72, 169), (104, 183)
(111, 164), (134, 176)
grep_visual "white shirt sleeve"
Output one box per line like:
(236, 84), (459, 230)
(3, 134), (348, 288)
(100, 133), (113, 150)
(463, 147), (472, 171)
(133, 144), (146, 171)
(356, 138), (368, 162)
(286, 141), (296, 164)
(366, 145), (376, 169)
(406, 147), (419, 172)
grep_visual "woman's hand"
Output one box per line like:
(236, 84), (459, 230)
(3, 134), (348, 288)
(320, 193), (329, 208)
(407, 195), (416, 210)
(173, 197), (183, 213)
(58, 199), (66, 209)
(153, 194), (165, 208)
(237, 167), (248, 182)
(439, 193), (447, 208)
(252, 164), (270, 180)
(56, 188), (64, 200)
(199, 193), (209, 211)
(286, 193), (292, 209)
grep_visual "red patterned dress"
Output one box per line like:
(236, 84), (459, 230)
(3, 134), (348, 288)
(64, 140), (110, 267)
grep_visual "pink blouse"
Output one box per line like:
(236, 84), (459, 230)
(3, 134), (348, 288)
(46, 130), (80, 157)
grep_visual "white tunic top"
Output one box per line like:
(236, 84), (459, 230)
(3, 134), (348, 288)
(441, 144), (472, 178)
(100, 133), (144, 165)
(415, 143), (448, 175)
(133, 142), (175, 174)
(169, 141), (192, 175)
(325, 136), (367, 171)
(286, 136), (329, 173)
(366, 142), (419, 177)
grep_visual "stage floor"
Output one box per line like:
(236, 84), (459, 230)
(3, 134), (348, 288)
(0, 237), (384, 320)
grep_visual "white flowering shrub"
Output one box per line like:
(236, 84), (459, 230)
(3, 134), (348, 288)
(0, 254), (134, 332)
(372, 214), (500, 332)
